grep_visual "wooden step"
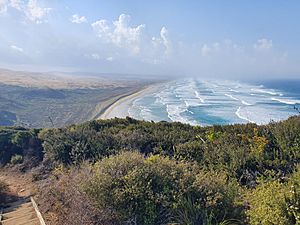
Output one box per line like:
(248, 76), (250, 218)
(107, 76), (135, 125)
(1, 212), (37, 224)
(0, 197), (45, 225)
(2, 217), (40, 225)
(3, 202), (32, 213)
(4, 198), (30, 208)
(2, 208), (35, 220)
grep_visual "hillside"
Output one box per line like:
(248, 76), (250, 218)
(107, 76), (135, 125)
(0, 69), (149, 128)
(0, 116), (299, 224)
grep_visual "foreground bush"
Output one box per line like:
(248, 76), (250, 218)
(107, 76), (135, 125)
(10, 154), (23, 164)
(246, 165), (300, 225)
(1, 116), (299, 224)
(83, 152), (242, 225)
(0, 127), (43, 168)
(39, 116), (300, 187)
(0, 180), (8, 204)
(37, 165), (111, 225)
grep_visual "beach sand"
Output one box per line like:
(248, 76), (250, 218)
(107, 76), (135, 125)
(99, 84), (161, 120)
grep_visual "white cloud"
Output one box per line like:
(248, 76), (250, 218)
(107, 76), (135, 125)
(1, 0), (22, 13)
(0, 0), (8, 14)
(71, 14), (87, 24)
(91, 53), (100, 60)
(0, 0), (50, 23)
(190, 39), (294, 77)
(92, 14), (145, 54)
(9, 0), (21, 10)
(201, 44), (210, 57)
(10, 45), (23, 52)
(201, 42), (220, 56)
(106, 56), (113, 61)
(151, 26), (173, 59)
(92, 20), (110, 38)
(159, 27), (172, 55)
(254, 38), (273, 50)
(25, 0), (51, 24)
(91, 14), (173, 63)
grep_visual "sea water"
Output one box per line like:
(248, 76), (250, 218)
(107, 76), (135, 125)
(128, 78), (300, 126)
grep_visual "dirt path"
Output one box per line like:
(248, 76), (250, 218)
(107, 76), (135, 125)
(0, 170), (34, 200)
(0, 170), (43, 225)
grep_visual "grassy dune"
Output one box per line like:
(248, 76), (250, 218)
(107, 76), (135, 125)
(0, 69), (148, 127)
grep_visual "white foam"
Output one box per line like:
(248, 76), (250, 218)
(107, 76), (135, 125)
(225, 94), (239, 101)
(128, 100), (144, 120)
(251, 88), (279, 96)
(235, 107), (256, 123)
(229, 88), (239, 93)
(140, 106), (153, 119)
(241, 100), (252, 106)
(271, 97), (300, 105)
(184, 100), (189, 107)
(194, 91), (205, 103)
(126, 78), (298, 126)
(166, 104), (199, 125)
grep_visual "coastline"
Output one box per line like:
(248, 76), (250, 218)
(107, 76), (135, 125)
(98, 83), (162, 120)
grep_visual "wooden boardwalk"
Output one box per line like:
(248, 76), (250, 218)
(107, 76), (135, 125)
(0, 197), (45, 225)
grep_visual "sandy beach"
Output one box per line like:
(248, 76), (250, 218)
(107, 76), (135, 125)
(99, 83), (161, 120)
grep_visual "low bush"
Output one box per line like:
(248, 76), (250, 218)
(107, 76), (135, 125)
(39, 116), (300, 187)
(1, 116), (299, 224)
(10, 154), (23, 164)
(246, 165), (300, 225)
(83, 151), (243, 225)
(0, 180), (8, 204)
(37, 165), (109, 225)
(0, 127), (43, 167)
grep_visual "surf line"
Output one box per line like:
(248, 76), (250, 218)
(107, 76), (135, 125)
(235, 106), (255, 123)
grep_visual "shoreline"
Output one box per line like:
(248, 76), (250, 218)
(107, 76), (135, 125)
(98, 83), (162, 120)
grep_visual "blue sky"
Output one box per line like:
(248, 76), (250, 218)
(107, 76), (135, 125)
(0, 0), (299, 78)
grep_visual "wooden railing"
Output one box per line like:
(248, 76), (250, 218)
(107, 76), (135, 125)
(31, 197), (46, 225)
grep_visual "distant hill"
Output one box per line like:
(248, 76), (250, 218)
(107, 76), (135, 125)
(0, 68), (150, 127)
(0, 68), (141, 89)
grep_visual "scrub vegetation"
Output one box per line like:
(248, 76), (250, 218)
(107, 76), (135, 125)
(0, 116), (299, 224)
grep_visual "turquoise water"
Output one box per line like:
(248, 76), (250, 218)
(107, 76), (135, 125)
(128, 79), (300, 126)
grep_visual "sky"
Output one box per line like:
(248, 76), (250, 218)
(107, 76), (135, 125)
(0, 0), (300, 79)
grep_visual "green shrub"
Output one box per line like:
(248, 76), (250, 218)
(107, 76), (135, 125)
(246, 180), (293, 225)
(0, 181), (8, 204)
(29, 116), (300, 224)
(83, 152), (242, 225)
(286, 165), (300, 224)
(0, 181), (7, 193)
(10, 154), (23, 164)
(0, 127), (43, 166)
(38, 116), (300, 188)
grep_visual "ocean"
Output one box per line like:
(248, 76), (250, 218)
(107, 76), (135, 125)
(128, 78), (300, 126)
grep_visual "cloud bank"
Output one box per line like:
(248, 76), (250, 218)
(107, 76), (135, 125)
(92, 14), (146, 55)
(0, 2), (298, 78)
(0, 0), (50, 23)
(71, 14), (87, 24)
(10, 45), (23, 52)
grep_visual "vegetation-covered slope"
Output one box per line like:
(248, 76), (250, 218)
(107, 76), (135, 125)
(0, 116), (299, 224)
(0, 68), (147, 127)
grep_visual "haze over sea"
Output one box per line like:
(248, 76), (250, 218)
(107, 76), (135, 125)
(128, 79), (300, 126)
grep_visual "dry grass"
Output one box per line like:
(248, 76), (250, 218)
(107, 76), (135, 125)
(36, 165), (118, 225)
(0, 68), (137, 89)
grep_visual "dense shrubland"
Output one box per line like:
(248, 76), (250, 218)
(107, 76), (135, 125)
(39, 116), (300, 186)
(0, 127), (43, 168)
(0, 116), (300, 224)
